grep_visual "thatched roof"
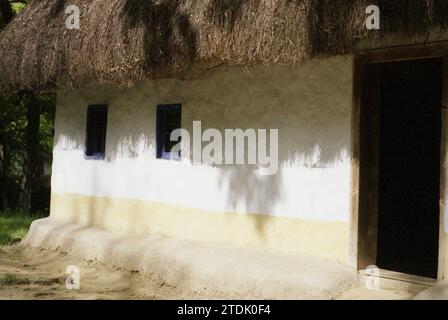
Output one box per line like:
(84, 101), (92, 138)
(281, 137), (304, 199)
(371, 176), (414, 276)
(1, 0), (448, 92)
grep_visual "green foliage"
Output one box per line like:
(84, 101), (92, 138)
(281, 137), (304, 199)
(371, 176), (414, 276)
(0, 1), (27, 28)
(11, 3), (26, 15)
(0, 210), (47, 245)
(0, 93), (55, 211)
(0, 93), (55, 177)
(0, 94), (27, 178)
(0, 273), (29, 286)
(0, 274), (20, 286)
(38, 92), (56, 156)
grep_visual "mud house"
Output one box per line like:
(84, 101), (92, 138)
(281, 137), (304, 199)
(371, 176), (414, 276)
(2, 0), (448, 285)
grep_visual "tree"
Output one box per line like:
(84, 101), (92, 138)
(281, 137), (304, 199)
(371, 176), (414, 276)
(0, 0), (15, 208)
(17, 91), (40, 214)
(0, 94), (27, 210)
(0, 0), (54, 213)
(0, 1), (27, 26)
(0, 0), (14, 25)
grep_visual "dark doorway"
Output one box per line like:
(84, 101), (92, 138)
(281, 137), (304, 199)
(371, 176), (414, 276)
(376, 58), (442, 279)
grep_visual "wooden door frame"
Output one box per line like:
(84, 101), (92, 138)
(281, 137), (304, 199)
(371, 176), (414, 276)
(350, 42), (448, 280)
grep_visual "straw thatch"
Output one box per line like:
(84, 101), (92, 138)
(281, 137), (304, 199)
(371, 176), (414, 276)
(1, 0), (448, 92)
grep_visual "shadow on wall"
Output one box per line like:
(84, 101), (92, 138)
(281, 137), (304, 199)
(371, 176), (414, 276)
(53, 93), (349, 241)
(213, 108), (349, 240)
(53, 61), (351, 241)
(217, 165), (283, 240)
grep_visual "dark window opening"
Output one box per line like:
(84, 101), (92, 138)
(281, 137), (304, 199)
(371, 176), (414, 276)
(156, 104), (182, 160)
(85, 105), (108, 159)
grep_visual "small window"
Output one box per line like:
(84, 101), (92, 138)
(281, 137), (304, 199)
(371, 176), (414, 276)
(156, 104), (182, 160)
(85, 105), (108, 159)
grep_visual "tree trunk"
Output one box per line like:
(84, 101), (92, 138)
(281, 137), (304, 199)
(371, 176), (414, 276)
(18, 91), (40, 214)
(0, 133), (9, 210)
(0, 0), (14, 24)
(1, 1), (20, 211)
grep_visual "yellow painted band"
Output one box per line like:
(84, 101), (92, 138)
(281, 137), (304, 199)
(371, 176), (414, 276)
(50, 193), (349, 263)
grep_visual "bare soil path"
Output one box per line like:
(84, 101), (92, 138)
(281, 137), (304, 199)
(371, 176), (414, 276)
(0, 244), (214, 300)
(0, 244), (413, 300)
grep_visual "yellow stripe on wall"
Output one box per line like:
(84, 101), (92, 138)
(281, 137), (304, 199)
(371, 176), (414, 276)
(50, 192), (350, 263)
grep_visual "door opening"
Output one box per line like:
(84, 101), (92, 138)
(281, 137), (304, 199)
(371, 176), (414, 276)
(357, 57), (443, 279)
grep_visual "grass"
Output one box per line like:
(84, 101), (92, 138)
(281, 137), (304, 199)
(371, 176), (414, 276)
(0, 273), (29, 286)
(0, 211), (47, 245)
(0, 273), (23, 286)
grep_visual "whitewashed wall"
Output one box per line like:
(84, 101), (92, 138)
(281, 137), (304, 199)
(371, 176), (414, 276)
(53, 55), (353, 222)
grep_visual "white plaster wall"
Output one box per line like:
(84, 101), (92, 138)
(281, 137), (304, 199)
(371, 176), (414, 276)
(53, 55), (353, 222)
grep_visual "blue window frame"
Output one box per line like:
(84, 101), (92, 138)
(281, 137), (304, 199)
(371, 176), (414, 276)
(85, 105), (108, 159)
(156, 104), (182, 160)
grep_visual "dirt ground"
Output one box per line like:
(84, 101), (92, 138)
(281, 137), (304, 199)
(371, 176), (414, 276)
(0, 243), (415, 300)
(0, 244), (222, 300)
